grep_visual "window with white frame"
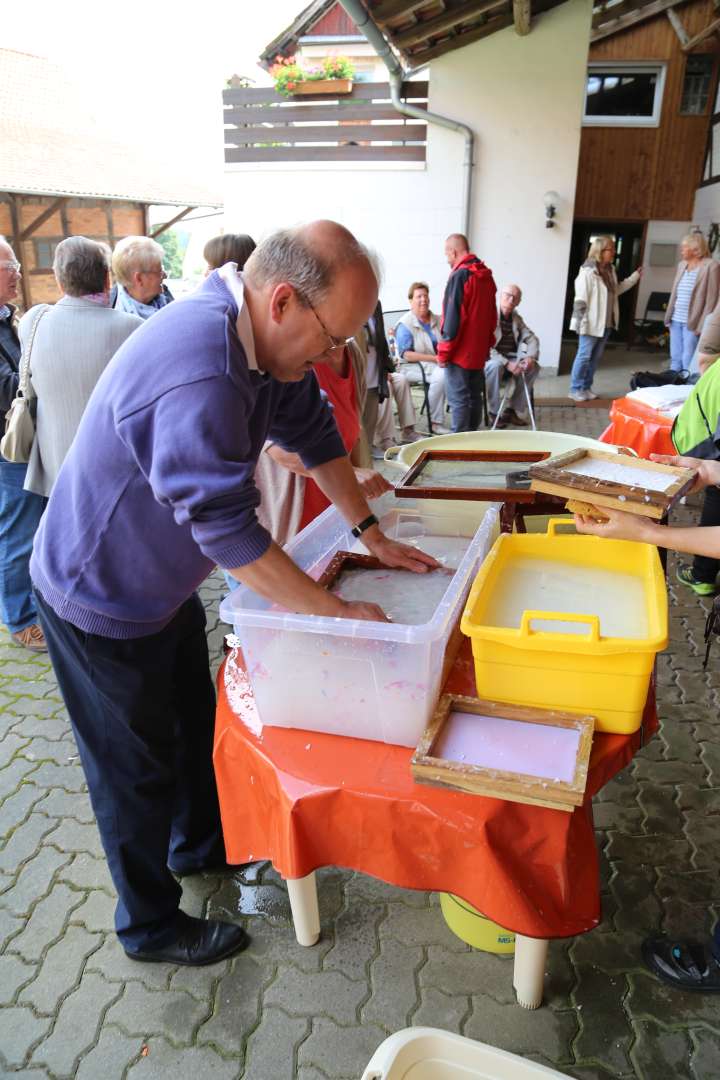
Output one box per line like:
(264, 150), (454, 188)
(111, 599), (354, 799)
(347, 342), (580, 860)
(584, 63), (666, 127)
(680, 54), (715, 115)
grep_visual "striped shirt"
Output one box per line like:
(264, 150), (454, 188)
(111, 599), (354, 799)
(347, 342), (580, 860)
(673, 269), (698, 325)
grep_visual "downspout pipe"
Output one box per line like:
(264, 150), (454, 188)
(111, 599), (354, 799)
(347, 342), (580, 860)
(339, 0), (475, 239)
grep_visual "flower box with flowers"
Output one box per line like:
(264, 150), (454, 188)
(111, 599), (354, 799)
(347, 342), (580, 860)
(271, 55), (355, 98)
(291, 78), (353, 95)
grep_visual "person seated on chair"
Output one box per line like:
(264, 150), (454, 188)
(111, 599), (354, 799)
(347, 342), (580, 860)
(485, 283), (540, 428)
(395, 282), (448, 433)
(358, 302), (421, 459)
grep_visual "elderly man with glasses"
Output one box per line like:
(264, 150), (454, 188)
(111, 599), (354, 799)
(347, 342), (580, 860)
(0, 238), (47, 652)
(31, 220), (439, 969)
(110, 235), (174, 320)
(484, 284), (540, 428)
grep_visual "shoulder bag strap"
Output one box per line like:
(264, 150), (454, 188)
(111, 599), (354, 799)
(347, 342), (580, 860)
(18, 305), (49, 400)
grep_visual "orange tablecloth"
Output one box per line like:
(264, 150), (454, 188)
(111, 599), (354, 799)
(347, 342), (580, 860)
(600, 396), (675, 458)
(214, 641), (657, 940)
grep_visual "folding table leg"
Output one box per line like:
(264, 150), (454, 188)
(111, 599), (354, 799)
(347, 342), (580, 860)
(285, 872), (320, 946)
(513, 935), (548, 1009)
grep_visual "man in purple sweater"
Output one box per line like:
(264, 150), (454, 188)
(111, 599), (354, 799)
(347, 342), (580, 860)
(31, 221), (437, 967)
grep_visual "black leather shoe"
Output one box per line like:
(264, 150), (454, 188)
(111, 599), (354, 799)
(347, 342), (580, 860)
(125, 917), (250, 966)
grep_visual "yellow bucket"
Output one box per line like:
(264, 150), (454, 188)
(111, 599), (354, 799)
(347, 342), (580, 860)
(460, 519), (667, 735)
(440, 892), (516, 954)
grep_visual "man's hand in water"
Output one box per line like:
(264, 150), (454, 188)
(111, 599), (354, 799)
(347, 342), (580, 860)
(363, 526), (441, 573)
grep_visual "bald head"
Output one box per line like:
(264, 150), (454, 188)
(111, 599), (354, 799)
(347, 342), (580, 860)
(499, 283), (522, 318)
(444, 233), (470, 269)
(243, 220), (379, 381)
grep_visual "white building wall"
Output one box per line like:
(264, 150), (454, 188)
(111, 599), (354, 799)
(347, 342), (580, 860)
(636, 220), (690, 315)
(693, 184), (720, 246)
(224, 0), (592, 365)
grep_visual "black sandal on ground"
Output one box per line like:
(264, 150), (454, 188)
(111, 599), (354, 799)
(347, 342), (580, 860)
(642, 935), (720, 992)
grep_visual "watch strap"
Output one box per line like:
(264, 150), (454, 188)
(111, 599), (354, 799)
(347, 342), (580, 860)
(351, 513), (379, 539)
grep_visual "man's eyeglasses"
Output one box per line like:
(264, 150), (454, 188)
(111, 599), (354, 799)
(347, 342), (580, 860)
(0, 261), (21, 274)
(303, 295), (355, 352)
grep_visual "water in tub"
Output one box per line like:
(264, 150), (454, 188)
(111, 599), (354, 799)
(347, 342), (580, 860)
(245, 530), (474, 743)
(485, 558), (649, 639)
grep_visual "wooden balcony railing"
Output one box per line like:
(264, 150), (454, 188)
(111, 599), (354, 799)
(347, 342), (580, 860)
(223, 81), (428, 164)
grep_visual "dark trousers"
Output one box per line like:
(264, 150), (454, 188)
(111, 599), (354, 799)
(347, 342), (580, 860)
(35, 590), (223, 951)
(444, 363), (485, 432)
(693, 484), (720, 584)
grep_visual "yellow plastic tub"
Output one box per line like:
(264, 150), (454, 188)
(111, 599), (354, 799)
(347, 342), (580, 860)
(460, 520), (667, 734)
(440, 893), (516, 954)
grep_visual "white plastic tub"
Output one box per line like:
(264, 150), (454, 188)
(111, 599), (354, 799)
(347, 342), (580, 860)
(362, 1028), (572, 1079)
(220, 492), (499, 747)
(383, 429), (623, 474)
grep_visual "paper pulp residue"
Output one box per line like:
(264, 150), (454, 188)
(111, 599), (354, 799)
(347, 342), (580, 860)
(566, 458), (677, 492)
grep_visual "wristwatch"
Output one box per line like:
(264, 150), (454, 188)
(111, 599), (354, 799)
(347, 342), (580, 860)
(351, 513), (379, 539)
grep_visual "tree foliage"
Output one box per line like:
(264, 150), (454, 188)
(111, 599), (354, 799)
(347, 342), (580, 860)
(153, 229), (184, 278)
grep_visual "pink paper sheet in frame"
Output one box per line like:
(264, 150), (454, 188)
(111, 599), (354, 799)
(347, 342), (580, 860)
(411, 694), (595, 813)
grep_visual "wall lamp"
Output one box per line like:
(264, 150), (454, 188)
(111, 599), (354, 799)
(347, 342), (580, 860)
(543, 190), (559, 229)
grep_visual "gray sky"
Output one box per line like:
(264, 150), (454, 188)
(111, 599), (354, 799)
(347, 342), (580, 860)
(5, 1), (303, 174)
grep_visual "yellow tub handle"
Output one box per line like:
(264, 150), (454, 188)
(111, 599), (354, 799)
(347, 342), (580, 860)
(519, 610), (601, 641)
(545, 517), (578, 537)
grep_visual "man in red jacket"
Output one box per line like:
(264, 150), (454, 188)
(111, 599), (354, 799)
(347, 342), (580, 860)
(438, 233), (497, 432)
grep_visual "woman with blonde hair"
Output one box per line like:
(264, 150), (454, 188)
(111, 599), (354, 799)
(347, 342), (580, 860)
(568, 235), (641, 402)
(665, 231), (720, 374)
(110, 236), (173, 320)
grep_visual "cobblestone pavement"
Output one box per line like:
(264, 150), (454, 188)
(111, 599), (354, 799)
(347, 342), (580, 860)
(2, 403), (719, 1079)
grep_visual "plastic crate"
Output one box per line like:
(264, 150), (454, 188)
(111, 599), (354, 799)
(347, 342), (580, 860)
(220, 492), (499, 746)
(460, 520), (667, 734)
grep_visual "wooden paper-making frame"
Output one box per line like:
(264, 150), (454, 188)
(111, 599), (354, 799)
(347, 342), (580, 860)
(528, 448), (695, 520)
(395, 450), (551, 502)
(316, 551), (390, 590)
(411, 694), (595, 813)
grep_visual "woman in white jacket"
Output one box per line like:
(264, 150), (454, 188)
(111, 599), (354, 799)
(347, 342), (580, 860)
(568, 236), (641, 402)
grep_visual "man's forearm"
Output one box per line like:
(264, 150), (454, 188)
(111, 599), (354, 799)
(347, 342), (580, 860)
(227, 541), (343, 616)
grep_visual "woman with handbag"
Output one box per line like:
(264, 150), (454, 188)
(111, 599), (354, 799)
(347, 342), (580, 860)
(0, 238), (47, 651)
(19, 237), (141, 499)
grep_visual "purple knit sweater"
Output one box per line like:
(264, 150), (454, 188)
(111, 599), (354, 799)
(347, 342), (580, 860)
(31, 273), (345, 638)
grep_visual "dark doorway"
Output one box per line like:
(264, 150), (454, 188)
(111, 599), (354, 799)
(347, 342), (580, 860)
(559, 219), (645, 374)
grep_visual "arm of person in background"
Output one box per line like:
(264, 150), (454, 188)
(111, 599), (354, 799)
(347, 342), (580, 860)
(574, 455), (720, 557)
(350, 439), (392, 500)
(0, 348), (18, 415)
(0, 310), (30, 413)
(571, 269), (590, 328)
(266, 441), (392, 501)
(265, 442), (312, 478)
(617, 267), (643, 296)
(437, 269), (468, 366)
(307, 453), (438, 573)
(514, 314), (540, 371)
(396, 321), (437, 364)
